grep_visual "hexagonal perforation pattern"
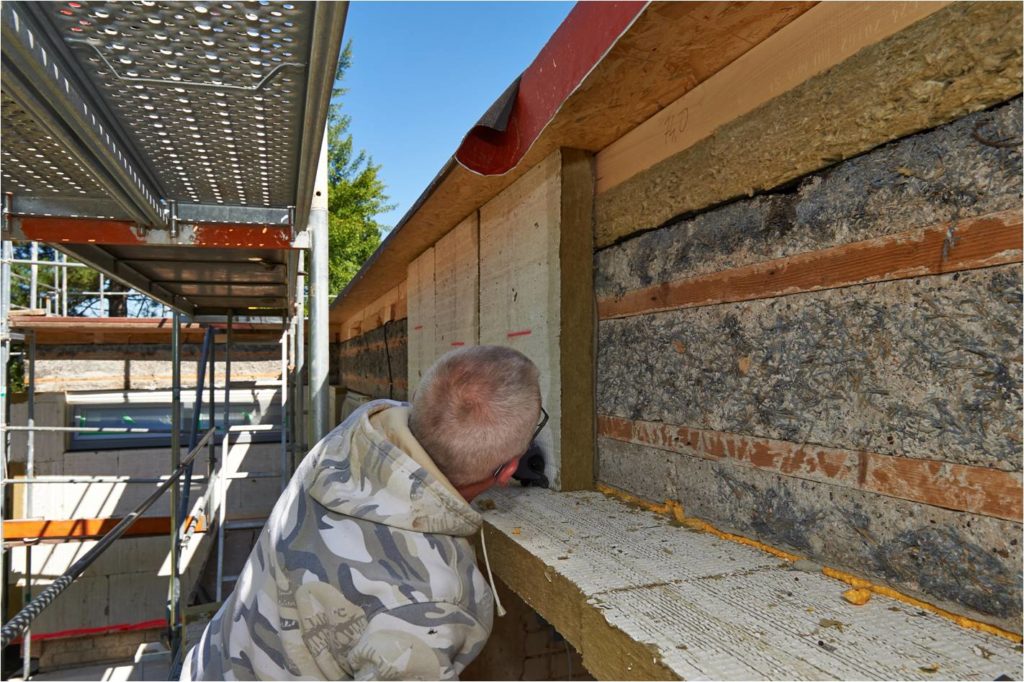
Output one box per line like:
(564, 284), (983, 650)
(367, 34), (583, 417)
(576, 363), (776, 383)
(1, 90), (107, 198)
(49, 1), (314, 207)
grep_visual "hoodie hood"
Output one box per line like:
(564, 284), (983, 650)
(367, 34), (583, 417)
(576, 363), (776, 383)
(306, 400), (483, 537)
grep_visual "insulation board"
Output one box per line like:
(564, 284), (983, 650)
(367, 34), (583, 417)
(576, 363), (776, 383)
(479, 154), (563, 486)
(478, 487), (1024, 681)
(434, 214), (480, 352)
(406, 247), (436, 396)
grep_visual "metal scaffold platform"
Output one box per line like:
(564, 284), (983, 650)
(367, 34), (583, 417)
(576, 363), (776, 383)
(1, 1), (347, 676)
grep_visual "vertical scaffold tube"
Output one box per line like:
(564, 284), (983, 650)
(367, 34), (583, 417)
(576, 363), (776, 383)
(309, 132), (330, 445)
(169, 312), (182, 661)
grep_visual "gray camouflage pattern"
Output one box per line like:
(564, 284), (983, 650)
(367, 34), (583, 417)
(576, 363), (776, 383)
(183, 400), (493, 680)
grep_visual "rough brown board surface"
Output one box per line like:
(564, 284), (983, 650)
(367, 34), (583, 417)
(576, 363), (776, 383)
(596, 2), (1023, 247)
(597, 437), (1023, 628)
(597, 266), (1022, 471)
(337, 318), (408, 400)
(596, 99), (1022, 298)
(558, 149), (596, 491)
(330, 2), (813, 323)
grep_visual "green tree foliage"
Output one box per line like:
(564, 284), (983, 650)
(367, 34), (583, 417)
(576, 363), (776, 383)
(9, 243), (160, 316)
(327, 42), (395, 299)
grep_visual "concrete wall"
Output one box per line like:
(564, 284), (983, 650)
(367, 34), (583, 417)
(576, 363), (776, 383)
(593, 99), (1023, 629)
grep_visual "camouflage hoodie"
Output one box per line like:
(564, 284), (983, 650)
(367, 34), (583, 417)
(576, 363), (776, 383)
(183, 400), (495, 680)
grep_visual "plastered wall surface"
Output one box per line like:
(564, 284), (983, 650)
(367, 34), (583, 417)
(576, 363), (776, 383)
(434, 214), (480, 353)
(594, 100), (1023, 627)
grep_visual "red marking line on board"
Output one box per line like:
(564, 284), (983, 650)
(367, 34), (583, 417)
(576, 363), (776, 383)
(450, 341), (465, 347)
(413, 325), (424, 330)
(507, 329), (532, 338)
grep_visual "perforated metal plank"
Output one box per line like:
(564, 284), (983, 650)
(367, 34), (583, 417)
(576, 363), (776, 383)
(0, 91), (107, 199)
(42, 0), (314, 208)
(479, 488), (1023, 680)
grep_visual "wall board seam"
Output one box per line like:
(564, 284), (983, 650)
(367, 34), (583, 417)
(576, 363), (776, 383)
(597, 415), (1023, 522)
(598, 208), (1022, 320)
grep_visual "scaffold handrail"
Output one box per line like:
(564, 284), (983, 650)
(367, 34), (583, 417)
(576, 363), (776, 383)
(0, 426), (215, 648)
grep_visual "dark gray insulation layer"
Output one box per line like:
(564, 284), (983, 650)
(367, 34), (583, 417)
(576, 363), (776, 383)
(596, 98), (1022, 298)
(338, 319), (408, 401)
(598, 436), (1022, 626)
(597, 265), (1022, 471)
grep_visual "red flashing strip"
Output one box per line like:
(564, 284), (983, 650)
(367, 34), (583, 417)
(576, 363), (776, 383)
(450, 341), (465, 347)
(10, 618), (165, 644)
(455, 2), (645, 176)
(507, 329), (532, 338)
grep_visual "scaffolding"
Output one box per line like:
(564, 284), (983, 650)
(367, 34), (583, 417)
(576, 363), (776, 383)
(0, 293), (304, 677)
(0, 0), (346, 676)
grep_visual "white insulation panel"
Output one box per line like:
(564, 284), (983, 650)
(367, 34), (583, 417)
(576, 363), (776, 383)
(479, 154), (563, 486)
(479, 487), (1024, 681)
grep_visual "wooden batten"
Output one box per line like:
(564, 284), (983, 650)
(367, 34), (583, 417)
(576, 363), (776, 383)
(598, 415), (1023, 522)
(558, 150), (596, 491)
(598, 209), (1023, 320)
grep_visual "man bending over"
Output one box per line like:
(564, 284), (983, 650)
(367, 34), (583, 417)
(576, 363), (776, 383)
(182, 345), (543, 680)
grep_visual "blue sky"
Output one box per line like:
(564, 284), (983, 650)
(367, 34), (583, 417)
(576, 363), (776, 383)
(340, 2), (575, 231)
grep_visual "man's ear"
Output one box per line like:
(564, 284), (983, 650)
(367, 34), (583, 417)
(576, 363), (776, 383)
(496, 458), (519, 485)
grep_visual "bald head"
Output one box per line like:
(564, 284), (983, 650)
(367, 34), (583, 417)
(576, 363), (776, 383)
(409, 346), (541, 487)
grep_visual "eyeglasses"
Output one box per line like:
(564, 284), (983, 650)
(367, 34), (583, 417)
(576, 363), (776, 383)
(493, 407), (548, 478)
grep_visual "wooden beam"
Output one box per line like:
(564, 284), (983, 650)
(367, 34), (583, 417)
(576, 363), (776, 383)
(558, 150), (596, 491)
(598, 415), (1023, 522)
(596, 2), (950, 193)
(4, 515), (208, 542)
(598, 209), (1022, 320)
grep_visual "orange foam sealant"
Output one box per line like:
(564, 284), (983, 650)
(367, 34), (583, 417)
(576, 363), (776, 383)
(595, 483), (1023, 644)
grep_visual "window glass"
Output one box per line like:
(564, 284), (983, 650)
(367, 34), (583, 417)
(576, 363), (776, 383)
(69, 392), (281, 451)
